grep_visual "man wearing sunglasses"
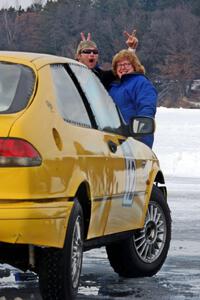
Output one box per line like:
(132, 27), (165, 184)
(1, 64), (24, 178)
(75, 30), (138, 90)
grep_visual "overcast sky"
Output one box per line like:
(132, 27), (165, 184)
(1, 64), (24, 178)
(0, 0), (48, 9)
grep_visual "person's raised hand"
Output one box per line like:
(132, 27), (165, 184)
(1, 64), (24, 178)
(124, 29), (138, 49)
(80, 32), (91, 41)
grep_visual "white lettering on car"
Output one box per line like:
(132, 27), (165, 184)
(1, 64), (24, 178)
(121, 141), (136, 206)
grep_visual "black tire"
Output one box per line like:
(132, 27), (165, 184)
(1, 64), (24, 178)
(106, 185), (171, 277)
(39, 199), (84, 300)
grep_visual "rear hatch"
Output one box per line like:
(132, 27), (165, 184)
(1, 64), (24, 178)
(0, 61), (36, 136)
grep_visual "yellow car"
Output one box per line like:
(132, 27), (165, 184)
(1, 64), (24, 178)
(0, 51), (171, 300)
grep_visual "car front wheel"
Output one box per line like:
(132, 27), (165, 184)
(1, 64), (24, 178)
(39, 199), (84, 300)
(106, 185), (171, 277)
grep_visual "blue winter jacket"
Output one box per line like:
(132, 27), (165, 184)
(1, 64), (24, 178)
(109, 73), (157, 148)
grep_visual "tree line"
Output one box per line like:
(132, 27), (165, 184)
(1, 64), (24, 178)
(0, 0), (200, 107)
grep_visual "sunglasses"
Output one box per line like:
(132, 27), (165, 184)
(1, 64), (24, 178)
(81, 49), (99, 55)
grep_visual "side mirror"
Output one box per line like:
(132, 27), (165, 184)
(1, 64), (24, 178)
(129, 116), (155, 136)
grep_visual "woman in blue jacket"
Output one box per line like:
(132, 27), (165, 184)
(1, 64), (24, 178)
(109, 50), (157, 148)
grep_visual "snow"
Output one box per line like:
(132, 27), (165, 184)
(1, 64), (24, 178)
(154, 107), (200, 178)
(0, 0), (48, 9)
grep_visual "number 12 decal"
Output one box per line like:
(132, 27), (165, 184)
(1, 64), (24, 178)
(121, 141), (136, 207)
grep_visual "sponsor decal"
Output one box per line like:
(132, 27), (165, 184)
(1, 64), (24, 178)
(121, 141), (136, 206)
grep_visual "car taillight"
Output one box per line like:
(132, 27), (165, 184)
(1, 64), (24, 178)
(0, 138), (42, 167)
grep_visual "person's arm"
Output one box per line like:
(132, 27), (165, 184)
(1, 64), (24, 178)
(132, 76), (157, 117)
(130, 76), (157, 148)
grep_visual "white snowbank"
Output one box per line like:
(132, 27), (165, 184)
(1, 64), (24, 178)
(154, 107), (200, 178)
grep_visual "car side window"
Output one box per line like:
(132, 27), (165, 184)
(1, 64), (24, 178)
(51, 64), (92, 128)
(0, 62), (35, 114)
(69, 64), (122, 133)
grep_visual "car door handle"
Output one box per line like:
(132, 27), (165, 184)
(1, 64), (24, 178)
(107, 140), (117, 153)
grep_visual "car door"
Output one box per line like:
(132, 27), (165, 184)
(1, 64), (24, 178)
(51, 64), (117, 238)
(68, 64), (148, 236)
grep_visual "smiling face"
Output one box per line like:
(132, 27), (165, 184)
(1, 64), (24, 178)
(116, 59), (134, 78)
(77, 48), (99, 69)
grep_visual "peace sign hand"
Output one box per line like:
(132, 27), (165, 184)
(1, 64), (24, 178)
(80, 32), (91, 41)
(124, 29), (138, 49)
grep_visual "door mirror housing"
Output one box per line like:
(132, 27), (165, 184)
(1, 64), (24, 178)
(129, 116), (155, 136)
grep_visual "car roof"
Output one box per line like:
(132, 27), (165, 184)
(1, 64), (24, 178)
(0, 51), (83, 70)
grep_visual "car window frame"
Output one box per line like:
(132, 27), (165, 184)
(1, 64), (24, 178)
(64, 63), (98, 129)
(50, 63), (93, 129)
(66, 63), (127, 136)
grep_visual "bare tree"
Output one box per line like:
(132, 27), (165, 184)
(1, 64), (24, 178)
(2, 8), (18, 49)
(140, 5), (200, 106)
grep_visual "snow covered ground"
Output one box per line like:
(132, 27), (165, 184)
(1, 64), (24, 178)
(154, 107), (200, 178)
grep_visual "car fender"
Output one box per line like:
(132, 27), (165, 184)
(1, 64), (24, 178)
(140, 163), (166, 227)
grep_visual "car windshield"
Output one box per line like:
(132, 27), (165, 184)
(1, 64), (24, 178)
(0, 62), (35, 114)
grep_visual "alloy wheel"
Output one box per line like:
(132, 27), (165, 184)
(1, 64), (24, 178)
(133, 201), (167, 263)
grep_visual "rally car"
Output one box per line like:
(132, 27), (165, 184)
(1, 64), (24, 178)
(0, 51), (171, 300)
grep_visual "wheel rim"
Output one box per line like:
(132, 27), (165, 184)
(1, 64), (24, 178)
(133, 201), (167, 263)
(71, 215), (83, 288)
